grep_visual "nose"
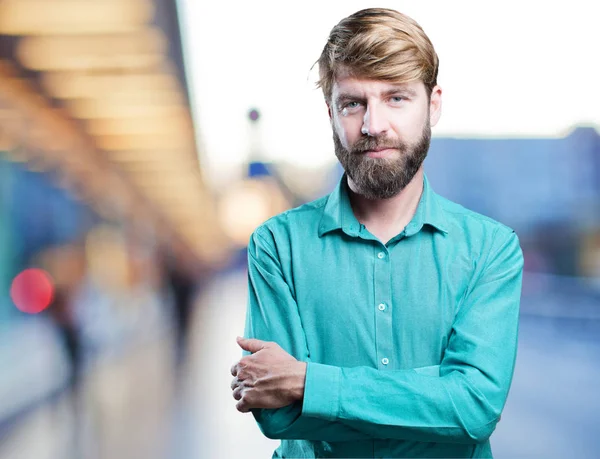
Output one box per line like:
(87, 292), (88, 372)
(362, 103), (389, 137)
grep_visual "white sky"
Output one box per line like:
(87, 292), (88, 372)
(177, 0), (599, 188)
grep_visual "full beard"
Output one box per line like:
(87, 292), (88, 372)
(333, 121), (431, 200)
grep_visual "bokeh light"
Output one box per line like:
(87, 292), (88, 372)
(10, 268), (55, 314)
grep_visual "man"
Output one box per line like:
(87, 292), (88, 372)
(230, 8), (523, 458)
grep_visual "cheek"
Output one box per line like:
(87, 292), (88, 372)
(392, 112), (428, 142)
(333, 117), (360, 148)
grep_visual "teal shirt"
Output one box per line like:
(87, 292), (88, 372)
(243, 174), (524, 458)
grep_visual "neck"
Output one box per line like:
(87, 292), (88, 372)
(346, 168), (424, 241)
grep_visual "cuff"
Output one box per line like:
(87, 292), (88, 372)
(301, 362), (341, 421)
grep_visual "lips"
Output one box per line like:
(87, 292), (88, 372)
(363, 147), (397, 158)
(358, 146), (396, 153)
(371, 147), (395, 152)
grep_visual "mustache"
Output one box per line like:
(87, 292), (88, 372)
(350, 136), (405, 155)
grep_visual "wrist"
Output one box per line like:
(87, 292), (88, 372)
(291, 361), (307, 401)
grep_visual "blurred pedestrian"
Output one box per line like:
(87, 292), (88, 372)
(48, 286), (82, 391)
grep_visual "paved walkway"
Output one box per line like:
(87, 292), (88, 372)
(1, 270), (598, 458)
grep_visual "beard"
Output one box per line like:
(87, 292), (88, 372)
(333, 120), (431, 200)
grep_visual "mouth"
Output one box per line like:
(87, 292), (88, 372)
(363, 147), (397, 158)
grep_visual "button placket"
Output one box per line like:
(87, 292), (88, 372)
(374, 246), (392, 370)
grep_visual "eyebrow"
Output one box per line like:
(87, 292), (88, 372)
(335, 86), (418, 104)
(382, 87), (418, 98)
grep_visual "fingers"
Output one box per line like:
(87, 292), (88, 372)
(231, 373), (253, 411)
(231, 380), (251, 412)
(232, 336), (272, 413)
(236, 399), (251, 413)
(231, 355), (251, 377)
(232, 386), (242, 401)
(236, 336), (268, 354)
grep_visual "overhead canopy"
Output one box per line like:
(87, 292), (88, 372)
(0, 0), (230, 268)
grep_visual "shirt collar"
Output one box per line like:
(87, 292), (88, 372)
(405, 173), (449, 236)
(318, 173), (449, 238)
(318, 173), (362, 237)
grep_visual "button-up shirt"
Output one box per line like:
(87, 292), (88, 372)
(243, 173), (524, 458)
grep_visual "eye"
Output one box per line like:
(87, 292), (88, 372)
(390, 96), (405, 103)
(340, 101), (361, 113)
(339, 100), (362, 116)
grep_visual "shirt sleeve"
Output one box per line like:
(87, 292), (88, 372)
(301, 229), (524, 444)
(243, 228), (372, 441)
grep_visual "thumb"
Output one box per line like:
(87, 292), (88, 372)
(236, 336), (267, 353)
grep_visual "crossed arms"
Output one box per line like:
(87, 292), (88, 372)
(230, 228), (523, 444)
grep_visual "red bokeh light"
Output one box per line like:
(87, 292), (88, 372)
(10, 269), (55, 314)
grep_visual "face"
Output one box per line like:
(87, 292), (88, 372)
(328, 72), (442, 199)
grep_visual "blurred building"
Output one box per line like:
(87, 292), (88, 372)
(0, 0), (233, 449)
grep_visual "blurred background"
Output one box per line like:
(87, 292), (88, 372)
(0, 0), (598, 458)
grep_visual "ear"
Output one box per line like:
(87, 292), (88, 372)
(429, 85), (442, 127)
(326, 101), (332, 121)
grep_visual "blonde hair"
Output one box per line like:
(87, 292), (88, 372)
(317, 8), (439, 102)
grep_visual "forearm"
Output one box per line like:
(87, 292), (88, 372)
(245, 354), (372, 441)
(302, 363), (504, 444)
(252, 358), (497, 444)
(253, 403), (374, 441)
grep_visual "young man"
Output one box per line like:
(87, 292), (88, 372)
(230, 8), (523, 458)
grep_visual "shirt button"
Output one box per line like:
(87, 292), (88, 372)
(377, 252), (385, 259)
(381, 358), (389, 365)
(378, 303), (386, 311)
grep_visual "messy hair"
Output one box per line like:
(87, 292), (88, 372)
(316, 8), (439, 102)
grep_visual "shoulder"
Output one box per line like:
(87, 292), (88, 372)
(250, 195), (328, 247)
(432, 194), (523, 288)
(433, 193), (522, 270)
(436, 193), (516, 241)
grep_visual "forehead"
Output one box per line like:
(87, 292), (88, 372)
(331, 73), (424, 99)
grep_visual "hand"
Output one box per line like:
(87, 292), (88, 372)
(230, 337), (307, 413)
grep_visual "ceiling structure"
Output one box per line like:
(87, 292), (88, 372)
(0, 0), (230, 269)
